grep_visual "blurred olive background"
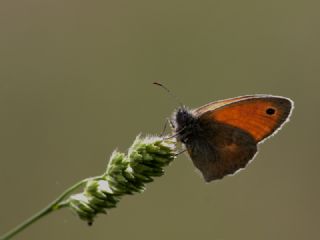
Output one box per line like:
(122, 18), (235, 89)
(0, 0), (319, 239)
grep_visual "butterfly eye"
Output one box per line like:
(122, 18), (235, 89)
(266, 108), (276, 115)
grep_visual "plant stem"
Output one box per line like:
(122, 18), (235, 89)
(0, 177), (97, 240)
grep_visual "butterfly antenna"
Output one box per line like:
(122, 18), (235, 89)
(153, 82), (184, 107)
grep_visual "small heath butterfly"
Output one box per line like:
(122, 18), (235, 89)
(154, 83), (294, 182)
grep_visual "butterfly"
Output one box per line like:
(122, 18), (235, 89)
(171, 95), (294, 182)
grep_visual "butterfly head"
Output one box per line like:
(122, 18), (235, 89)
(173, 107), (198, 143)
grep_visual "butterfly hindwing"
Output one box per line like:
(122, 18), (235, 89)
(185, 120), (257, 181)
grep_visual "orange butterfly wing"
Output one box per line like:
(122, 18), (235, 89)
(195, 95), (293, 142)
(193, 95), (257, 115)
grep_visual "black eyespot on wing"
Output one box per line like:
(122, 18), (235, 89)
(266, 108), (276, 115)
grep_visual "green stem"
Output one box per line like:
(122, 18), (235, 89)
(0, 177), (97, 240)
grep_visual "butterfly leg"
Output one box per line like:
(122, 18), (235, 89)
(175, 148), (187, 156)
(160, 118), (176, 137)
(169, 119), (175, 129)
(160, 118), (169, 137)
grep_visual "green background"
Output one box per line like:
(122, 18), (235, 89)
(0, 1), (319, 239)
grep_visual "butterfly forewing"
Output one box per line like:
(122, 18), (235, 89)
(193, 95), (260, 116)
(197, 96), (293, 142)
